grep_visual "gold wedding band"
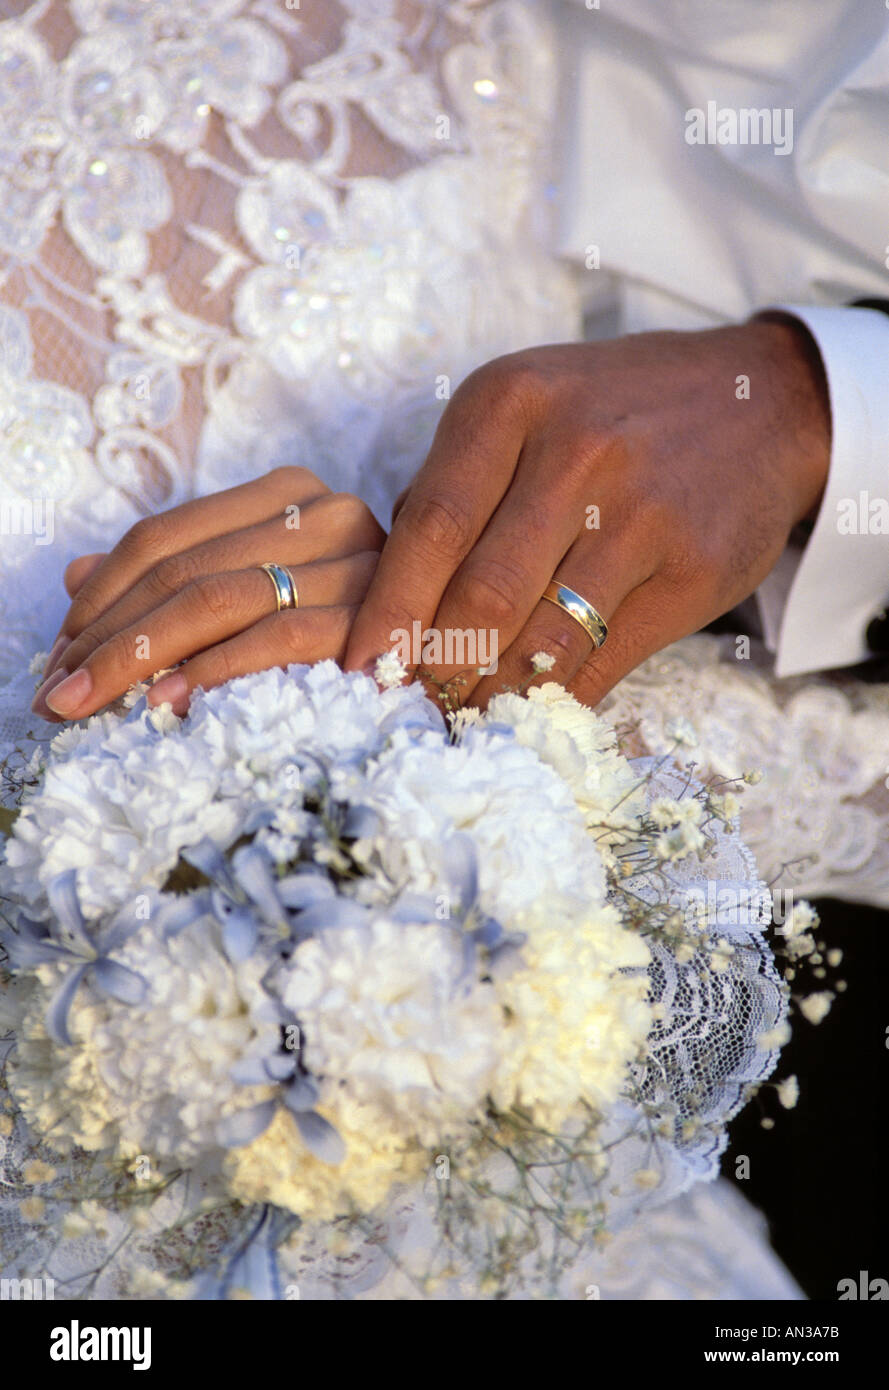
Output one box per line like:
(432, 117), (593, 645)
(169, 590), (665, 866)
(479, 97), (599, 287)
(259, 562), (299, 612)
(541, 579), (608, 649)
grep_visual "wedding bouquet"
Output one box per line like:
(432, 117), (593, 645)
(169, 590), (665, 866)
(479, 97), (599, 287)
(0, 658), (808, 1299)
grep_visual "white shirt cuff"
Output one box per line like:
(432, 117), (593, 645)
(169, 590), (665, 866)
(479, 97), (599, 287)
(754, 304), (889, 677)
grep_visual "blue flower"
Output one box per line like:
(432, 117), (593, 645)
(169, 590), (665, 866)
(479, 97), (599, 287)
(194, 1205), (299, 1301)
(220, 1032), (345, 1166)
(1, 870), (147, 1045)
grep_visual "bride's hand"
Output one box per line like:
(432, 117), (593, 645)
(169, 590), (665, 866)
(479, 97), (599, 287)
(344, 318), (831, 707)
(33, 467), (384, 720)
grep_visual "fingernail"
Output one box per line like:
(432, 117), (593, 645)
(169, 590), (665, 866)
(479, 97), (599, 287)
(43, 634), (72, 679)
(44, 668), (93, 718)
(31, 666), (70, 718)
(147, 672), (189, 713)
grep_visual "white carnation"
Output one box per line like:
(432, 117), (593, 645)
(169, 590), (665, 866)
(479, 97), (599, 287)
(2, 664), (443, 923)
(0, 659), (660, 1223)
(486, 684), (644, 829)
(280, 915), (502, 1145)
(6, 912), (279, 1164)
(189, 661), (442, 796)
(353, 723), (608, 920)
(3, 723), (241, 921)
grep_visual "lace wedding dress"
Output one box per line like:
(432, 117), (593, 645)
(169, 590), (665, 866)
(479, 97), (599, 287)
(0, 0), (886, 1299)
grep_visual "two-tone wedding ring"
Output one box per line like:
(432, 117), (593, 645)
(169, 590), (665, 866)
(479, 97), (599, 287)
(541, 579), (608, 649)
(259, 562), (299, 612)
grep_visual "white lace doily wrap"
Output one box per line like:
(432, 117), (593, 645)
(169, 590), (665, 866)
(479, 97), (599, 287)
(604, 634), (889, 908)
(0, 673), (54, 778)
(0, 755), (785, 1299)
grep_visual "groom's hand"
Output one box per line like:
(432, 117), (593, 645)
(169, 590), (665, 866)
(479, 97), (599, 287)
(344, 317), (831, 707)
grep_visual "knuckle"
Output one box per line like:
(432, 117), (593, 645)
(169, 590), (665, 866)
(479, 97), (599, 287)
(54, 637), (87, 672)
(634, 491), (697, 570)
(354, 547), (382, 568)
(151, 550), (201, 598)
(450, 555), (528, 628)
(274, 607), (323, 659)
(65, 624), (105, 664)
(63, 595), (94, 639)
(268, 464), (321, 492)
(662, 543), (722, 608)
(191, 573), (237, 623)
(370, 599), (419, 651)
(545, 620), (586, 664)
(331, 491), (371, 525)
(454, 354), (544, 427)
(313, 490), (376, 543)
(405, 493), (473, 561)
(629, 461), (682, 523)
(101, 627), (138, 674)
(350, 549), (381, 584)
(600, 423), (636, 467)
(206, 640), (237, 687)
(275, 609), (305, 657)
(604, 615), (661, 676)
(528, 615), (587, 666)
(568, 425), (630, 486)
(119, 515), (165, 562)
